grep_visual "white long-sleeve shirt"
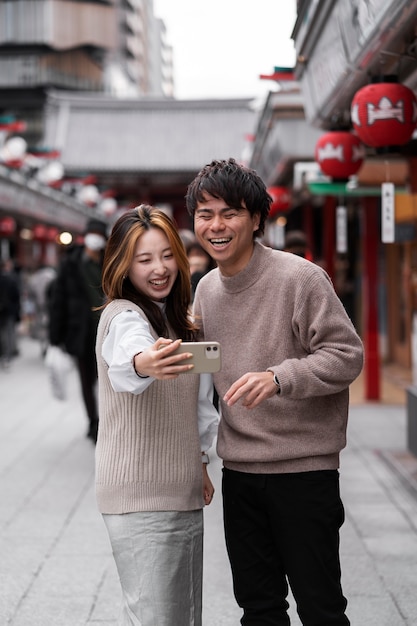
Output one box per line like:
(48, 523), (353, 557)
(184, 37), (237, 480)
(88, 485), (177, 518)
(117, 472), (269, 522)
(102, 309), (219, 452)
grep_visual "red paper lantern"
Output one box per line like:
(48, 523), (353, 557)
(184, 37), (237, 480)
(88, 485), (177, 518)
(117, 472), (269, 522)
(33, 224), (48, 241)
(351, 82), (417, 147)
(315, 131), (365, 179)
(268, 186), (291, 218)
(0, 216), (16, 236)
(46, 227), (60, 242)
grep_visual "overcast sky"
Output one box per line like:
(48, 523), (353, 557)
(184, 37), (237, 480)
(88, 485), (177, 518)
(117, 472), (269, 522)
(153, 0), (297, 100)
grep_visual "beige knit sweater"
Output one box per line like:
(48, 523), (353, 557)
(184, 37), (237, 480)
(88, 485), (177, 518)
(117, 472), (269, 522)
(95, 299), (203, 513)
(194, 242), (364, 474)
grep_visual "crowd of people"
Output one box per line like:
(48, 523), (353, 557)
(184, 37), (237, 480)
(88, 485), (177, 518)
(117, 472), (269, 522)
(0, 158), (363, 626)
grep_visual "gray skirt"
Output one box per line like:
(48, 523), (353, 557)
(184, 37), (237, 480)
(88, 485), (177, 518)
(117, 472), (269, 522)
(103, 510), (203, 626)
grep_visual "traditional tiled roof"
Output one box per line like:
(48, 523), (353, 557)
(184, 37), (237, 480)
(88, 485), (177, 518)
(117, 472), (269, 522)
(43, 90), (258, 176)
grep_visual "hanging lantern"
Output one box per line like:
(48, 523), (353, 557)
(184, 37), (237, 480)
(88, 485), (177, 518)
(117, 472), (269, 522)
(267, 186), (291, 219)
(0, 136), (27, 168)
(315, 131), (365, 180)
(351, 81), (417, 148)
(77, 184), (100, 206)
(100, 197), (117, 217)
(0, 216), (16, 236)
(33, 224), (48, 241)
(46, 227), (60, 242)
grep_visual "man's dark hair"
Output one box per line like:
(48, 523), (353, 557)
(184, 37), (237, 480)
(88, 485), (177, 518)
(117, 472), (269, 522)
(185, 158), (272, 239)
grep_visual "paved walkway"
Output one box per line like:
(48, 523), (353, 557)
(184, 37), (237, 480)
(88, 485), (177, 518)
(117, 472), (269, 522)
(1, 336), (417, 625)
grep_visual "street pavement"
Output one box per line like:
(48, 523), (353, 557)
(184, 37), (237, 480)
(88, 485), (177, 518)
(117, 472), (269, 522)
(1, 335), (417, 625)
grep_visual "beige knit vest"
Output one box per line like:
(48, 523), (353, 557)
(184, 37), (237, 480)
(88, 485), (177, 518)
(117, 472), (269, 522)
(95, 299), (203, 514)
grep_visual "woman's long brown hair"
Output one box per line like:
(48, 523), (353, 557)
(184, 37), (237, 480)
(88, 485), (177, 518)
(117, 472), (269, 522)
(101, 205), (197, 340)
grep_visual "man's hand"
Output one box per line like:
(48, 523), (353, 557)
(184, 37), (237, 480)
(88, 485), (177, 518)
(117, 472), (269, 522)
(223, 371), (278, 409)
(133, 338), (194, 379)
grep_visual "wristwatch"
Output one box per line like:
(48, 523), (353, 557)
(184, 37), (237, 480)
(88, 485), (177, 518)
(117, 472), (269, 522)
(272, 374), (281, 395)
(201, 452), (210, 464)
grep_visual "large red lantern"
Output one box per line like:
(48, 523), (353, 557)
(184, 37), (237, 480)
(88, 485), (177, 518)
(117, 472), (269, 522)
(268, 186), (291, 219)
(315, 131), (364, 179)
(351, 82), (417, 147)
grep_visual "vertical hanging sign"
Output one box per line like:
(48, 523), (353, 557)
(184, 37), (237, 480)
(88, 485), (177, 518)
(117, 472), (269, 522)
(336, 206), (348, 253)
(381, 182), (395, 243)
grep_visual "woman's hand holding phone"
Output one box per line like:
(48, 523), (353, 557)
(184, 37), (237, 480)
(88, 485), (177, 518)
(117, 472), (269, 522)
(133, 338), (194, 380)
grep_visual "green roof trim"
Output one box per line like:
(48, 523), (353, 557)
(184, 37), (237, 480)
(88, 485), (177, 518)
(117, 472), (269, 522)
(307, 182), (408, 197)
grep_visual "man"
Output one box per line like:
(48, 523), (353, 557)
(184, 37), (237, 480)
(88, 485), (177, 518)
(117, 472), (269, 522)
(185, 158), (363, 625)
(0, 259), (21, 367)
(49, 219), (107, 443)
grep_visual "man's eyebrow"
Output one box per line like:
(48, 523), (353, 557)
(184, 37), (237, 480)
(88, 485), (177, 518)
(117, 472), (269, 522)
(195, 206), (237, 213)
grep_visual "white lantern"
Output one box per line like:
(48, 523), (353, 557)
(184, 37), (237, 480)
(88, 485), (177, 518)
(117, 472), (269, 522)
(78, 184), (100, 206)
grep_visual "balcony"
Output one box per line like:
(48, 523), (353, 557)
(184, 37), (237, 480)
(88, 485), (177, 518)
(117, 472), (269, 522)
(0, 0), (116, 51)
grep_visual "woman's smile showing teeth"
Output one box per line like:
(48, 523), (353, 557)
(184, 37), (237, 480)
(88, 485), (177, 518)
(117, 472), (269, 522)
(150, 277), (169, 288)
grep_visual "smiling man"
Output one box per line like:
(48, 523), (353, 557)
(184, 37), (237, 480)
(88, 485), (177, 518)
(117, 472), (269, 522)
(186, 158), (364, 626)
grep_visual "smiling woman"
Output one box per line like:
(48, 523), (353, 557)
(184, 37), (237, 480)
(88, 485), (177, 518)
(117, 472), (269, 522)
(128, 228), (178, 301)
(153, 0), (296, 99)
(94, 204), (219, 626)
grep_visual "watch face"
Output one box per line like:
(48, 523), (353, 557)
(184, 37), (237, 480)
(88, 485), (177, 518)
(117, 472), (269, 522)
(273, 375), (281, 393)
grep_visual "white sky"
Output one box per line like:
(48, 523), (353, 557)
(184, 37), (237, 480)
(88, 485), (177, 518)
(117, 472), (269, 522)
(153, 0), (297, 100)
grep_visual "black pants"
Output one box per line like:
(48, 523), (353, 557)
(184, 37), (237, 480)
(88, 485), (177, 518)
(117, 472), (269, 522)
(222, 468), (349, 626)
(75, 337), (98, 427)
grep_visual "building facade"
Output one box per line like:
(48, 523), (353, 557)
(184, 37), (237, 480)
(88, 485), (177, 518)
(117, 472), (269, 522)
(289, 0), (417, 398)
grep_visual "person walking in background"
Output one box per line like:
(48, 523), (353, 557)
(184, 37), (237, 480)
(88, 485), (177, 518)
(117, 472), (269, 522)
(95, 205), (218, 626)
(186, 241), (216, 300)
(284, 229), (312, 260)
(0, 259), (21, 368)
(27, 264), (57, 357)
(186, 158), (364, 626)
(48, 218), (107, 443)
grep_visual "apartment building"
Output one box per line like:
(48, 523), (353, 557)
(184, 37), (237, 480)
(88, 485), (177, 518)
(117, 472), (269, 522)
(0, 0), (173, 140)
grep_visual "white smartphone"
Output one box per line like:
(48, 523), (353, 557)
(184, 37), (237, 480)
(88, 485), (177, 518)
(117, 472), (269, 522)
(173, 341), (221, 373)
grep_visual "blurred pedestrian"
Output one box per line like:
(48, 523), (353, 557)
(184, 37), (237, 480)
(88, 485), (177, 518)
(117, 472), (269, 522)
(0, 259), (21, 367)
(48, 218), (107, 442)
(284, 229), (311, 259)
(95, 205), (218, 626)
(27, 264), (57, 356)
(186, 158), (364, 626)
(186, 241), (216, 300)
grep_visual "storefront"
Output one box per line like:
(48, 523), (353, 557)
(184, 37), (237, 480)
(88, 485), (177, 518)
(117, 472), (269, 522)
(0, 166), (96, 269)
(289, 0), (417, 399)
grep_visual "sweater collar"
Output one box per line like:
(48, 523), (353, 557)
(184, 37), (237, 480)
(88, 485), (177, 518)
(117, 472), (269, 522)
(218, 241), (270, 293)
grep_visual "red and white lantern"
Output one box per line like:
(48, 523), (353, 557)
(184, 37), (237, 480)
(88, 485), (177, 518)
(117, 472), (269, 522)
(351, 82), (417, 148)
(315, 131), (365, 179)
(267, 186), (291, 219)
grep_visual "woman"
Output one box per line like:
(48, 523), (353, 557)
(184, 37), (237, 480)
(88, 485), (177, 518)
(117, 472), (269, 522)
(95, 205), (218, 626)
